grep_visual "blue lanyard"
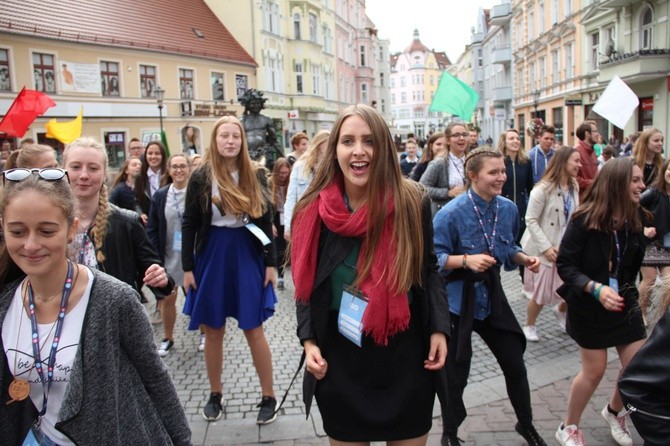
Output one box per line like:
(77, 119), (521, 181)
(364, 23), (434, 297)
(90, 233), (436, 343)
(170, 185), (185, 224)
(27, 260), (74, 417)
(467, 190), (499, 253)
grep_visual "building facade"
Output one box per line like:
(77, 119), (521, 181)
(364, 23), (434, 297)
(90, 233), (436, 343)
(0, 0), (256, 166)
(390, 30), (451, 139)
(582, 0), (669, 146)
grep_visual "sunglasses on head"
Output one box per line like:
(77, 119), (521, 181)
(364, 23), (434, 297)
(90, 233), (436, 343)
(2, 168), (69, 186)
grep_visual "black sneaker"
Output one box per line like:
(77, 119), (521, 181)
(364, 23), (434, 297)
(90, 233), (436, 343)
(441, 433), (462, 446)
(157, 339), (174, 357)
(256, 396), (277, 425)
(516, 422), (548, 446)
(202, 392), (223, 421)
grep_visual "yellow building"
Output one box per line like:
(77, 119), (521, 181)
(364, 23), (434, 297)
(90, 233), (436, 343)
(0, 0), (256, 167)
(206, 0), (339, 145)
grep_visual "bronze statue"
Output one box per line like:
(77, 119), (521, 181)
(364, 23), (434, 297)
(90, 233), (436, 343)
(239, 89), (282, 169)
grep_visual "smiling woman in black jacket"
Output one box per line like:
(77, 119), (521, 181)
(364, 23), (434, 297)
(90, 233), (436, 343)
(62, 137), (173, 298)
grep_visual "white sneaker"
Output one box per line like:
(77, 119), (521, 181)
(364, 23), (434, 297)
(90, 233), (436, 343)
(553, 304), (567, 332)
(198, 333), (205, 352)
(523, 325), (540, 341)
(157, 339), (174, 357)
(555, 423), (584, 446)
(601, 405), (633, 446)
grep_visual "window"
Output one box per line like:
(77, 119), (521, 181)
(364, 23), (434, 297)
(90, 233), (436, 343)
(565, 42), (574, 78)
(430, 75), (434, 86)
(391, 93), (396, 104)
(140, 64), (156, 98)
(211, 72), (224, 101)
(0, 49), (11, 92)
(551, 0), (558, 24)
(379, 73), (384, 87)
(391, 78), (395, 88)
(33, 52), (56, 93)
(590, 32), (600, 71)
(309, 13), (317, 42)
(361, 83), (368, 103)
(539, 57), (546, 88)
(381, 99), (385, 113)
(538, 2), (544, 34)
(400, 76), (406, 87)
(323, 26), (332, 52)
(324, 68), (334, 100)
(359, 45), (366, 66)
(529, 61), (536, 91)
(179, 68), (194, 99)
(295, 62), (303, 93)
(293, 13), (301, 39)
(528, 11), (535, 40)
(262, 1), (279, 33)
(235, 74), (248, 99)
(100, 61), (119, 96)
(564, 0), (572, 18)
(478, 48), (483, 67)
(640, 7), (653, 50)
(551, 50), (559, 84)
(312, 64), (320, 95)
(104, 131), (125, 169)
(401, 92), (407, 103)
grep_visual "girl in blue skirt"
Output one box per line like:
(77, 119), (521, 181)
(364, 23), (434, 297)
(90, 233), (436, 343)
(182, 116), (278, 424)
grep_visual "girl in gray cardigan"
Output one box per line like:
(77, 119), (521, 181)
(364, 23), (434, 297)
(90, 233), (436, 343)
(0, 170), (190, 445)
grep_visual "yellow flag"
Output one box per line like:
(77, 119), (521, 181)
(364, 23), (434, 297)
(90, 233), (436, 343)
(46, 107), (82, 143)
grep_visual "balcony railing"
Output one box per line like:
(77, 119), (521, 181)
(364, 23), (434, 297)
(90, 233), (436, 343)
(490, 3), (512, 26)
(492, 46), (512, 65)
(599, 48), (670, 67)
(493, 86), (513, 102)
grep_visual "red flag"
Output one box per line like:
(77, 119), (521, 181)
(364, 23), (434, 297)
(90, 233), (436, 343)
(0, 87), (56, 137)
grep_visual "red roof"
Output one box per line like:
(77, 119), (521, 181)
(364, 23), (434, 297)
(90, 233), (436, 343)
(0, 0), (256, 66)
(404, 30), (430, 54)
(434, 52), (451, 69)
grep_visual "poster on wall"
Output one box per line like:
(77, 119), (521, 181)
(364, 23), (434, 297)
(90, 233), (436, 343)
(235, 74), (248, 100)
(59, 61), (101, 93)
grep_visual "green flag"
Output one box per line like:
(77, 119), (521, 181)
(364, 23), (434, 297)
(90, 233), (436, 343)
(160, 130), (170, 157)
(429, 72), (479, 121)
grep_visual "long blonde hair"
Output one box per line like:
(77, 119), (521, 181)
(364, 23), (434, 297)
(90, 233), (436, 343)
(496, 129), (529, 164)
(292, 104), (424, 293)
(300, 130), (330, 179)
(63, 137), (110, 263)
(203, 116), (266, 218)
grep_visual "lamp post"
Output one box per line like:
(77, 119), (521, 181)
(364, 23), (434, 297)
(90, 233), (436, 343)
(531, 89), (540, 118)
(155, 85), (165, 135)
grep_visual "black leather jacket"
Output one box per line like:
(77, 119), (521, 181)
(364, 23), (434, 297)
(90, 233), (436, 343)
(92, 204), (174, 297)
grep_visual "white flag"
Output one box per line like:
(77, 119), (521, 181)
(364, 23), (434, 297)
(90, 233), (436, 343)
(592, 76), (639, 129)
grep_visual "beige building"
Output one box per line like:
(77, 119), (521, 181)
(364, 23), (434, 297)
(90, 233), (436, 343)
(512, 0), (588, 148)
(0, 0), (258, 167)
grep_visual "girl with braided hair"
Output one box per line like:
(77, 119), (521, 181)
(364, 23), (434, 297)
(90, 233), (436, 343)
(62, 137), (174, 299)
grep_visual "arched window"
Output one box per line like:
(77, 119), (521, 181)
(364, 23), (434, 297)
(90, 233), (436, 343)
(293, 13), (301, 40)
(640, 6), (653, 50)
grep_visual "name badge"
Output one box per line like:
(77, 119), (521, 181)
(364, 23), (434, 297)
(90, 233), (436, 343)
(22, 425), (43, 446)
(245, 223), (271, 246)
(172, 231), (182, 252)
(609, 275), (619, 294)
(338, 286), (368, 347)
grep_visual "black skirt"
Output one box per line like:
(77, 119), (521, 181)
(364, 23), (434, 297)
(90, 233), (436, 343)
(315, 306), (435, 441)
(567, 291), (646, 349)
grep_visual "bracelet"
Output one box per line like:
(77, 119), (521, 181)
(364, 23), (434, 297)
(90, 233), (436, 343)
(462, 254), (468, 269)
(594, 283), (604, 301)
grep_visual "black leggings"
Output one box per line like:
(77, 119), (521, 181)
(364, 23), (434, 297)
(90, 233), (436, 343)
(273, 213), (287, 278)
(437, 313), (533, 434)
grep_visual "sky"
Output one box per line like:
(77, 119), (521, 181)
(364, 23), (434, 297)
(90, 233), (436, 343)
(365, 0), (499, 63)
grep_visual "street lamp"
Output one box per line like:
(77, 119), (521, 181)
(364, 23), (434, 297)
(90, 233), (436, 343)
(531, 89), (540, 118)
(155, 85), (165, 135)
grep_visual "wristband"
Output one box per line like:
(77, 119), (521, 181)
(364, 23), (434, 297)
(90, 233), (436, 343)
(462, 254), (468, 269)
(594, 283), (604, 301)
(590, 281), (596, 295)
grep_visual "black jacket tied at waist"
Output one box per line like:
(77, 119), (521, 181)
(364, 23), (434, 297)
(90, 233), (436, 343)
(445, 266), (525, 362)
